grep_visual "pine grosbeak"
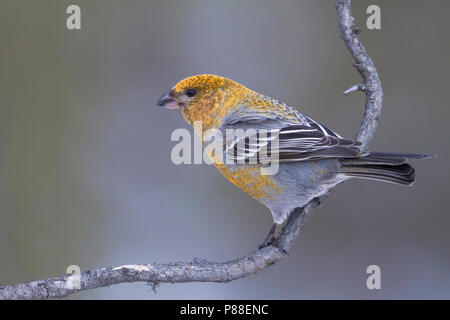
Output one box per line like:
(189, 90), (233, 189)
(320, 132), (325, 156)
(157, 74), (432, 245)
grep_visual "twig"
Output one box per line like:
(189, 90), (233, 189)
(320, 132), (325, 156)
(343, 83), (365, 95)
(0, 0), (383, 299)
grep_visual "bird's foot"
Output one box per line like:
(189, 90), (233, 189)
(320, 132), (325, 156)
(257, 223), (278, 249)
(257, 234), (277, 250)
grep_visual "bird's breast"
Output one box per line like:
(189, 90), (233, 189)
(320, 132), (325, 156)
(213, 163), (283, 201)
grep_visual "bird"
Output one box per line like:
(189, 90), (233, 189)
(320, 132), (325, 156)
(157, 74), (433, 247)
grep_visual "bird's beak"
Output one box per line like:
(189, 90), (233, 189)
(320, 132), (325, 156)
(157, 91), (178, 110)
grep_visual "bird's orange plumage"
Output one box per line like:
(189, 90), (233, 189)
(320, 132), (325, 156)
(171, 74), (285, 201)
(172, 74), (305, 133)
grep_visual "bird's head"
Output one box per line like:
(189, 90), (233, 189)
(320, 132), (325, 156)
(157, 74), (251, 131)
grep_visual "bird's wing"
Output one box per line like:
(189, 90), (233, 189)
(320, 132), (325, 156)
(222, 116), (362, 163)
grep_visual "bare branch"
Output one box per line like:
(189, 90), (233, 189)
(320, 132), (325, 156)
(337, 0), (383, 149)
(0, 202), (316, 300)
(0, 0), (383, 299)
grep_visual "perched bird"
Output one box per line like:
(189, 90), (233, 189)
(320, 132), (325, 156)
(157, 74), (433, 246)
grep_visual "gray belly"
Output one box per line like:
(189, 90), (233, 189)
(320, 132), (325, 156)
(260, 159), (347, 224)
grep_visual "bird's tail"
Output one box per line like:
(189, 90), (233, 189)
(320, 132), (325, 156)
(339, 152), (435, 186)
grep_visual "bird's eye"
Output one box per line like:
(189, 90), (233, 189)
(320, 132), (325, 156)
(186, 89), (197, 97)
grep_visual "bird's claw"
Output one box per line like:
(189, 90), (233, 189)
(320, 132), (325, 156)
(257, 235), (277, 250)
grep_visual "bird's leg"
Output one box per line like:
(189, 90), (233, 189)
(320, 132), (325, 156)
(258, 223), (278, 249)
(315, 196), (323, 207)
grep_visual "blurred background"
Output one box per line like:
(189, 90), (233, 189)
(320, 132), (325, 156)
(1, 0), (449, 299)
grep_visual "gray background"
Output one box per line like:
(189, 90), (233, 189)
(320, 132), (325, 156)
(0, 0), (449, 299)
